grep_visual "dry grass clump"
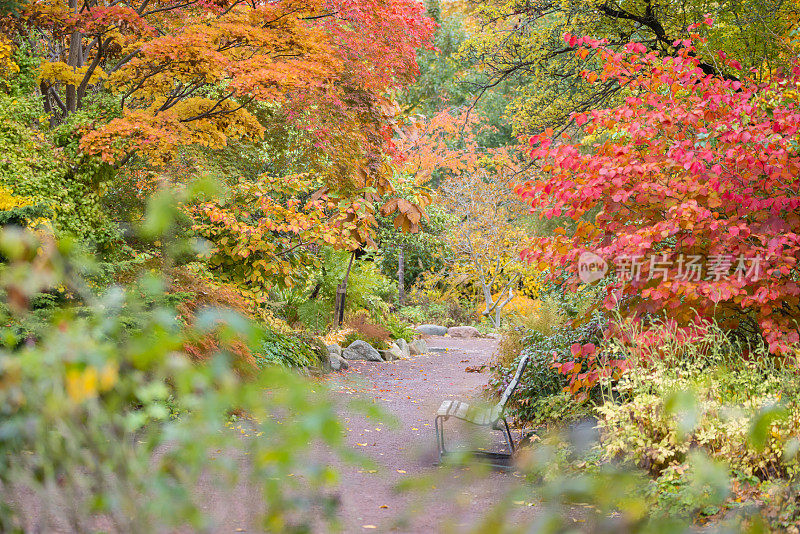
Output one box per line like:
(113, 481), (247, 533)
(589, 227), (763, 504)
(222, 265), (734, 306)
(343, 311), (391, 349)
(506, 297), (565, 335)
(492, 327), (526, 368)
(171, 266), (260, 376)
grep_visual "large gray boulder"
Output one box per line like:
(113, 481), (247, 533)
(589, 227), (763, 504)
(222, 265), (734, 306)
(329, 352), (349, 371)
(395, 338), (410, 358)
(326, 344), (348, 371)
(379, 343), (404, 361)
(342, 340), (383, 362)
(408, 339), (428, 355)
(415, 324), (448, 336)
(447, 326), (480, 339)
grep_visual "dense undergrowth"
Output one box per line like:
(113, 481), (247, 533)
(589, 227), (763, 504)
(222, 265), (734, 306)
(488, 290), (800, 530)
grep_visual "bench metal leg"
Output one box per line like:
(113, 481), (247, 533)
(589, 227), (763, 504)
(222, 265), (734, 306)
(437, 415), (518, 465)
(435, 415), (447, 462)
(500, 417), (515, 454)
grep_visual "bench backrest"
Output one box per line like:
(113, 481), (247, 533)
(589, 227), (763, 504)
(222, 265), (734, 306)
(497, 353), (530, 410)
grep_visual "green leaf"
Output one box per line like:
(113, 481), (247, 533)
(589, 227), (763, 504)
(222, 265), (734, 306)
(142, 189), (179, 239)
(664, 389), (699, 438)
(748, 404), (787, 450)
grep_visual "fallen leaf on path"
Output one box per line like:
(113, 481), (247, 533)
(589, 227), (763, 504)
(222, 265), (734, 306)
(396, 469), (406, 474)
(465, 365), (485, 373)
(379, 505), (388, 509)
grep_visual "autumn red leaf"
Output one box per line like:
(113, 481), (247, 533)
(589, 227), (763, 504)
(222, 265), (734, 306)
(518, 35), (800, 355)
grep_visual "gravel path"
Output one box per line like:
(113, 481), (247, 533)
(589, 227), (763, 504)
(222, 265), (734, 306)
(322, 336), (538, 532)
(11, 336), (539, 533)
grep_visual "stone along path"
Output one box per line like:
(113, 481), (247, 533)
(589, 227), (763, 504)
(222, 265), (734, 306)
(322, 336), (539, 532)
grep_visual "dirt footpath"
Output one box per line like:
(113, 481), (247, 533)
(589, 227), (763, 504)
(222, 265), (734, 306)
(323, 336), (539, 532)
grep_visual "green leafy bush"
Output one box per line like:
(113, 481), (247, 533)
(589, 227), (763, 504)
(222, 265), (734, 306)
(0, 93), (122, 253)
(597, 369), (800, 479)
(573, 320), (800, 529)
(488, 317), (606, 423)
(0, 226), (362, 532)
(293, 298), (332, 332)
(284, 248), (397, 331)
(344, 254), (396, 313)
(398, 298), (475, 327)
(397, 304), (433, 324)
(648, 459), (735, 520)
(757, 479), (800, 531)
(510, 427), (731, 532)
(376, 203), (449, 290)
(594, 321), (799, 478)
(517, 391), (595, 429)
(377, 311), (416, 342)
(254, 329), (326, 368)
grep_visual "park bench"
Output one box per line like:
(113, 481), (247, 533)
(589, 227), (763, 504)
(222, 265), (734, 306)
(434, 353), (531, 468)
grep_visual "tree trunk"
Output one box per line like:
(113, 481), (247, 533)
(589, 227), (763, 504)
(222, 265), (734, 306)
(40, 81), (54, 127)
(334, 251), (356, 327)
(492, 287), (515, 328)
(397, 244), (405, 306)
(65, 0), (82, 113)
(334, 286), (346, 326)
(481, 277), (517, 328)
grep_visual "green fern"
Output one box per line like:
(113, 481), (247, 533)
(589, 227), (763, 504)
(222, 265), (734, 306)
(295, 299), (332, 333)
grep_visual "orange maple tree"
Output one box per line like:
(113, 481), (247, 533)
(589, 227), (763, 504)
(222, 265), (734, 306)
(4, 0), (436, 291)
(6, 0), (434, 170)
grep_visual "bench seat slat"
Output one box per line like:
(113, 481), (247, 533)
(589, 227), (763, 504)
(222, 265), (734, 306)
(436, 400), (501, 426)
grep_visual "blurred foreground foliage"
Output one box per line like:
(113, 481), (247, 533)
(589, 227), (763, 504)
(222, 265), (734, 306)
(0, 190), (377, 532)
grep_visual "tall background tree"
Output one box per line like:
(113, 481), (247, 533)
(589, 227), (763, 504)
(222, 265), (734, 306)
(458, 0), (798, 135)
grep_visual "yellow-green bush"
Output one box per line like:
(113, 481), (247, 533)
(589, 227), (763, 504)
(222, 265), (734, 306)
(0, 93), (121, 251)
(598, 372), (800, 480)
(594, 319), (800, 482)
(503, 296), (565, 334)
